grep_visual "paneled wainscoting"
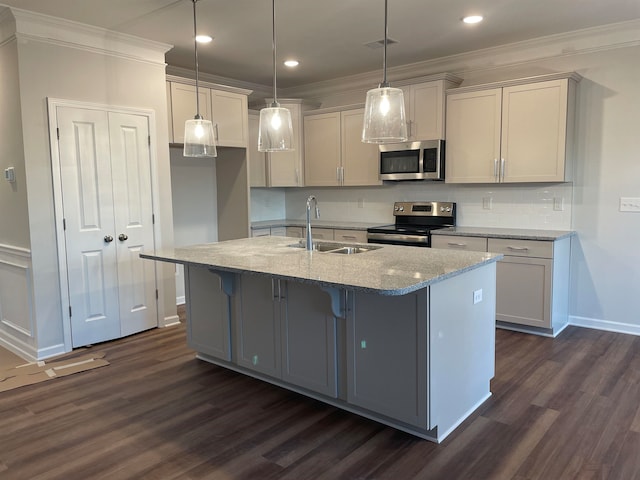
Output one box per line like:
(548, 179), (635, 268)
(1, 307), (639, 479)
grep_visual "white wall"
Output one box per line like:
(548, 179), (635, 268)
(1, 8), (178, 358)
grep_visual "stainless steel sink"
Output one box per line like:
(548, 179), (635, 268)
(288, 241), (381, 254)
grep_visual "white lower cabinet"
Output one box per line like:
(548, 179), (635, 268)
(347, 290), (428, 428)
(432, 234), (571, 335)
(233, 274), (338, 396)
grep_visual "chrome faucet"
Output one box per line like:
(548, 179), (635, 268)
(306, 195), (320, 250)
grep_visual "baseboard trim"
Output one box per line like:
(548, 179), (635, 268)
(0, 332), (36, 362)
(569, 316), (640, 337)
(161, 314), (181, 328)
(37, 343), (68, 360)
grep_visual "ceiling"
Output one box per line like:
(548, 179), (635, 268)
(2, 0), (639, 88)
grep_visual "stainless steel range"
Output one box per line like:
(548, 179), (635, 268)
(366, 201), (456, 247)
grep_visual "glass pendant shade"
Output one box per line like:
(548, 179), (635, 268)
(258, 106), (293, 152)
(184, 116), (217, 157)
(362, 86), (408, 143)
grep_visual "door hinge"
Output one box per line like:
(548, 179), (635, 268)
(69, 306), (72, 317)
(148, 135), (151, 146)
(155, 289), (159, 300)
(63, 218), (66, 230)
(152, 213), (155, 224)
(57, 128), (60, 140)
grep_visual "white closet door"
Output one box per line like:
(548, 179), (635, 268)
(108, 112), (158, 337)
(57, 107), (121, 347)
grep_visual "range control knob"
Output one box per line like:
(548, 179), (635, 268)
(399, 206), (404, 212)
(394, 206), (399, 211)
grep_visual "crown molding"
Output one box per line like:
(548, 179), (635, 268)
(166, 65), (270, 99)
(5, 7), (171, 65)
(282, 18), (640, 100)
(166, 74), (253, 96)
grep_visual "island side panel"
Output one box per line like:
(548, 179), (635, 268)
(428, 262), (497, 441)
(347, 289), (428, 429)
(185, 265), (232, 361)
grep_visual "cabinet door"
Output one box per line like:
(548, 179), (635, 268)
(347, 290), (428, 428)
(248, 111), (267, 187)
(501, 80), (568, 182)
(169, 82), (212, 144)
(431, 235), (487, 252)
(267, 102), (304, 187)
(286, 226), (304, 238)
(235, 275), (281, 378)
(445, 88), (502, 183)
(185, 266), (231, 361)
(341, 109), (381, 186)
(270, 226), (286, 236)
(211, 89), (248, 147)
(409, 81), (445, 140)
(304, 112), (341, 186)
(281, 282), (337, 397)
(495, 256), (552, 328)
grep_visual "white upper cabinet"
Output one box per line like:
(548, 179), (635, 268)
(166, 77), (251, 148)
(211, 89), (248, 148)
(267, 100), (305, 187)
(169, 82), (212, 144)
(401, 77), (462, 140)
(248, 111), (267, 187)
(445, 74), (579, 184)
(304, 107), (380, 187)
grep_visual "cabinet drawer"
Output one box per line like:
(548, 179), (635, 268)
(432, 235), (487, 252)
(333, 229), (367, 243)
(286, 226), (304, 238)
(311, 228), (334, 240)
(488, 238), (553, 258)
(252, 228), (271, 238)
(270, 226), (287, 236)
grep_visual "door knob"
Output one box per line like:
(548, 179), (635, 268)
(104, 235), (114, 243)
(118, 234), (128, 241)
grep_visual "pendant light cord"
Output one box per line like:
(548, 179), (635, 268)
(381, 0), (389, 88)
(271, 0), (279, 107)
(192, 0), (202, 118)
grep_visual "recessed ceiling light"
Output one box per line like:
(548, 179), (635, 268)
(284, 59), (299, 67)
(462, 15), (483, 24)
(196, 35), (213, 43)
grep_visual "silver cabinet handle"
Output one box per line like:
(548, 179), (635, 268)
(214, 123), (219, 142)
(447, 242), (467, 247)
(494, 158), (498, 181)
(501, 158), (505, 181)
(341, 235), (357, 240)
(507, 246), (529, 251)
(336, 166), (341, 182)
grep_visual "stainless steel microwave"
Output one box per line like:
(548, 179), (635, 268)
(379, 140), (445, 181)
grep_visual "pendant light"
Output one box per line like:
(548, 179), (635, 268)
(362, 0), (407, 144)
(258, 0), (294, 152)
(184, 0), (217, 157)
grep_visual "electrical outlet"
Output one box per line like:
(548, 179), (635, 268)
(473, 289), (482, 304)
(482, 197), (493, 210)
(620, 197), (640, 212)
(553, 197), (564, 211)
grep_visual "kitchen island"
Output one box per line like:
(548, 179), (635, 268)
(142, 236), (502, 442)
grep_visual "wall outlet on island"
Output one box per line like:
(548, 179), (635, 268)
(473, 289), (483, 304)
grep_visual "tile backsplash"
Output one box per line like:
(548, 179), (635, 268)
(252, 182), (573, 230)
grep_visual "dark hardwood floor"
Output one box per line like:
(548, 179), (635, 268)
(2, 308), (640, 479)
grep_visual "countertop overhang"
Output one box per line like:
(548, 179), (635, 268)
(141, 236), (502, 296)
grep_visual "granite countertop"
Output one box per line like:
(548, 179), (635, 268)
(142, 236), (501, 296)
(251, 220), (382, 231)
(431, 226), (575, 241)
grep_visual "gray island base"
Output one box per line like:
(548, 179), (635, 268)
(142, 236), (502, 443)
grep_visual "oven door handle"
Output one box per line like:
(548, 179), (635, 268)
(366, 233), (430, 244)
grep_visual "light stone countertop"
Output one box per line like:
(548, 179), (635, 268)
(431, 226), (575, 241)
(142, 236), (502, 296)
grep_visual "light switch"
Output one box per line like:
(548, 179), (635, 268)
(4, 167), (15, 183)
